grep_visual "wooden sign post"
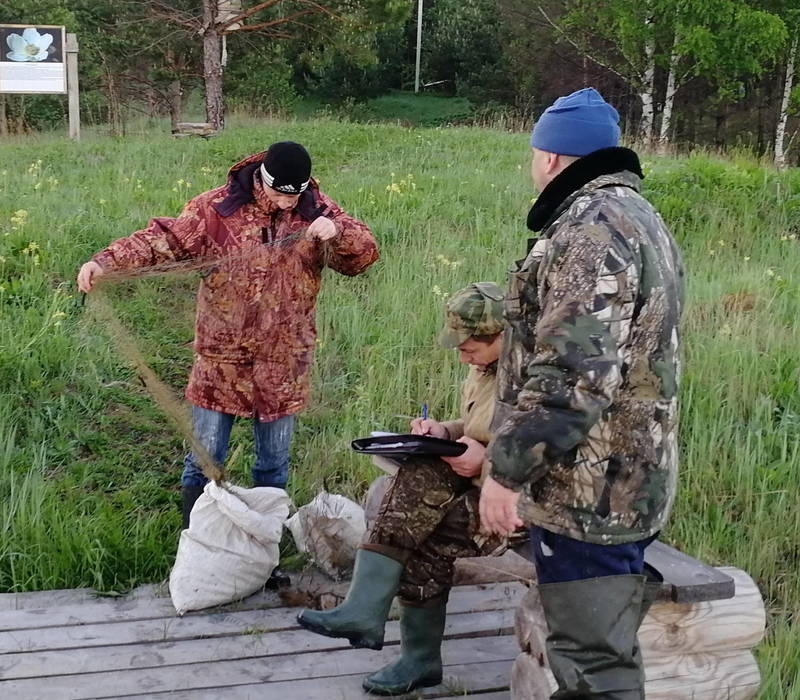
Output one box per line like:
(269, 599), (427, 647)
(66, 33), (79, 141)
(0, 25), (79, 140)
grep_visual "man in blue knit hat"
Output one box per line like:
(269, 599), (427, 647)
(479, 87), (685, 698)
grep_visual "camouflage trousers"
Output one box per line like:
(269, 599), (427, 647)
(367, 457), (516, 604)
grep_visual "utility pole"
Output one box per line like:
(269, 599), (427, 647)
(414, 0), (423, 93)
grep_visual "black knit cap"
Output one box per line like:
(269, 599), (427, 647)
(260, 141), (312, 194)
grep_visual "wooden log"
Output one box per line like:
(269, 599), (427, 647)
(639, 567), (765, 655)
(516, 567), (764, 659)
(510, 568), (764, 700)
(511, 649), (759, 700)
(643, 649), (760, 699)
(172, 122), (217, 138)
(514, 580), (547, 654)
(510, 651), (557, 700)
(453, 550), (536, 587)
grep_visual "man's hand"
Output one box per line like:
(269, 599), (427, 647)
(77, 261), (105, 293)
(479, 475), (523, 535)
(307, 216), (338, 241)
(442, 436), (486, 478)
(410, 417), (448, 438)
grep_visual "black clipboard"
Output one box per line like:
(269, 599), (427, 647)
(351, 434), (467, 458)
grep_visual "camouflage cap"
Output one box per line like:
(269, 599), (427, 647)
(439, 282), (505, 349)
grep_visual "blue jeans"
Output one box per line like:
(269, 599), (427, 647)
(181, 406), (296, 489)
(529, 525), (657, 584)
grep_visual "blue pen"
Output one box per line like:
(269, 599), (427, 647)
(422, 403), (428, 421)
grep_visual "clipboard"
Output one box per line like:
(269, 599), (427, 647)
(351, 434), (467, 458)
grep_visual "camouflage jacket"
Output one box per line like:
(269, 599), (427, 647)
(489, 149), (684, 544)
(93, 151), (378, 421)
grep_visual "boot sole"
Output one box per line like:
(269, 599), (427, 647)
(362, 674), (443, 696)
(296, 614), (384, 650)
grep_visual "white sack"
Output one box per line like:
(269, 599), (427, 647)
(285, 510), (308, 554)
(289, 492), (366, 580)
(169, 482), (290, 615)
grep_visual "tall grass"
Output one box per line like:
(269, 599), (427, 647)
(0, 117), (798, 696)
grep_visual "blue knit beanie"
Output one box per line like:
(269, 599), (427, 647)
(530, 88), (620, 157)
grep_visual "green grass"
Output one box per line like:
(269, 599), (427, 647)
(0, 117), (799, 697)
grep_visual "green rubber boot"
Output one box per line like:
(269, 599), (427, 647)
(362, 597), (447, 696)
(538, 575), (647, 700)
(296, 549), (404, 650)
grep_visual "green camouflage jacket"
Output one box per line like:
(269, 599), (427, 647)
(489, 155), (684, 544)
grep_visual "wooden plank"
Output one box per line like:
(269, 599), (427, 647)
(644, 540), (735, 603)
(95, 659), (513, 700)
(0, 590), (285, 632)
(0, 589), (101, 612)
(0, 608), (515, 680)
(0, 607), (301, 654)
(0, 581), (522, 632)
(0, 635), (519, 699)
(512, 539), (735, 603)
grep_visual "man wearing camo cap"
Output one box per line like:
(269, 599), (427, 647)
(298, 282), (526, 695)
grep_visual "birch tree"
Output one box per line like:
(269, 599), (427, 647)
(774, 8), (800, 168)
(657, 1), (785, 152)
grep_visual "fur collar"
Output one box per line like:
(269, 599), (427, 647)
(526, 147), (644, 232)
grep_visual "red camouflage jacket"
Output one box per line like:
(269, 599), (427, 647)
(93, 151), (379, 421)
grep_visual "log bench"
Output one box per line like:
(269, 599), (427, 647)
(511, 540), (765, 700)
(364, 474), (767, 700)
(171, 122), (218, 139)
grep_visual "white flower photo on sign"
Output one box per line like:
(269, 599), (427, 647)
(6, 27), (54, 62)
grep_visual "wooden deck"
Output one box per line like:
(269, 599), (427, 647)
(0, 577), (523, 699)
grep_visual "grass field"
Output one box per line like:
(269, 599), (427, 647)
(0, 117), (798, 697)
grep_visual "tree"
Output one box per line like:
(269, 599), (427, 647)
(657, 1), (786, 152)
(773, 6), (800, 168)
